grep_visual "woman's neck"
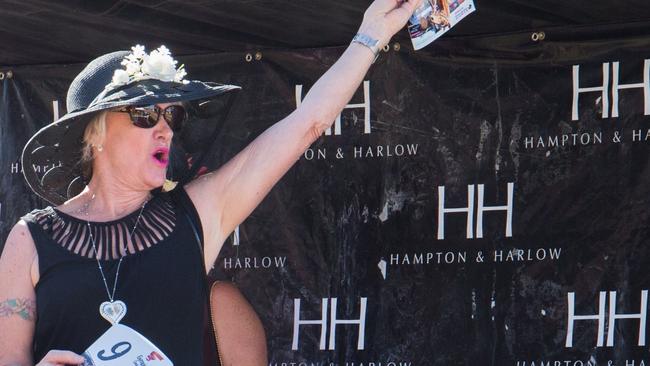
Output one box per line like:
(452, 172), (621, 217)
(61, 176), (151, 222)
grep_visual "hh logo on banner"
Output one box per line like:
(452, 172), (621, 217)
(566, 290), (648, 347)
(572, 60), (650, 121)
(436, 183), (514, 240)
(292, 297), (367, 350)
(526, 60), (650, 150)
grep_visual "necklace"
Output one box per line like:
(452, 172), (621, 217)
(81, 192), (151, 325)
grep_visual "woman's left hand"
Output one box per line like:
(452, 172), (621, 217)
(357, 0), (424, 48)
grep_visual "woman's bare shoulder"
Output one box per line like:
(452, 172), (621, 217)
(2, 220), (37, 258)
(1, 220), (39, 284)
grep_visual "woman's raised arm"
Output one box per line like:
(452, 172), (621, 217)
(185, 0), (423, 269)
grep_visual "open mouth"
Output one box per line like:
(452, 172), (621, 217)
(152, 147), (169, 166)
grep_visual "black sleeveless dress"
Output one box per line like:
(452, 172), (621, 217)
(21, 186), (209, 365)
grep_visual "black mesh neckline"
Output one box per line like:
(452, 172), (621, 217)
(33, 195), (177, 260)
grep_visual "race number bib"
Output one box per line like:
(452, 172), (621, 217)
(82, 324), (173, 366)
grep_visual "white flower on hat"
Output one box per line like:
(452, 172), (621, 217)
(125, 62), (140, 75)
(131, 45), (146, 58)
(105, 44), (188, 90)
(111, 69), (130, 86)
(141, 48), (178, 82)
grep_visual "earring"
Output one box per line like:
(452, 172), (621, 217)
(162, 179), (178, 192)
(96, 144), (103, 152)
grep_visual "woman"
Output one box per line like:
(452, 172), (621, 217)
(0, 0), (422, 365)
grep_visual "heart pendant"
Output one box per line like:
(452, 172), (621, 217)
(99, 300), (127, 325)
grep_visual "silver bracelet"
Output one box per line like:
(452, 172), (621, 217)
(352, 33), (381, 62)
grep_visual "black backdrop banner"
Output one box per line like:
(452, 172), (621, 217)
(2, 33), (650, 366)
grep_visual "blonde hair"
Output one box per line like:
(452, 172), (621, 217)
(81, 111), (109, 179)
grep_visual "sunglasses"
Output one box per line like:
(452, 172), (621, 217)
(114, 104), (186, 131)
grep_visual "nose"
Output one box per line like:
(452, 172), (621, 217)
(154, 113), (174, 142)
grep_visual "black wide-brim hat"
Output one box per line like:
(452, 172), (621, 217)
(21, 48), (240, 205)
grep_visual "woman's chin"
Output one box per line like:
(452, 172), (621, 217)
(143, 172), (168, 190)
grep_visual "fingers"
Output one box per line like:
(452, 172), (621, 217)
(359, 0), (426, 42)
(396, 0), (424, 17)
(385, 0), (424, 30)
(403, 0), (425, 13)
(366, 0), (405, 15)
(36, 349), (85, 366)
(367, 0), (422, 18)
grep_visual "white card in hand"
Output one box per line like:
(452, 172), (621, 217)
(81, 324), (173, 366)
